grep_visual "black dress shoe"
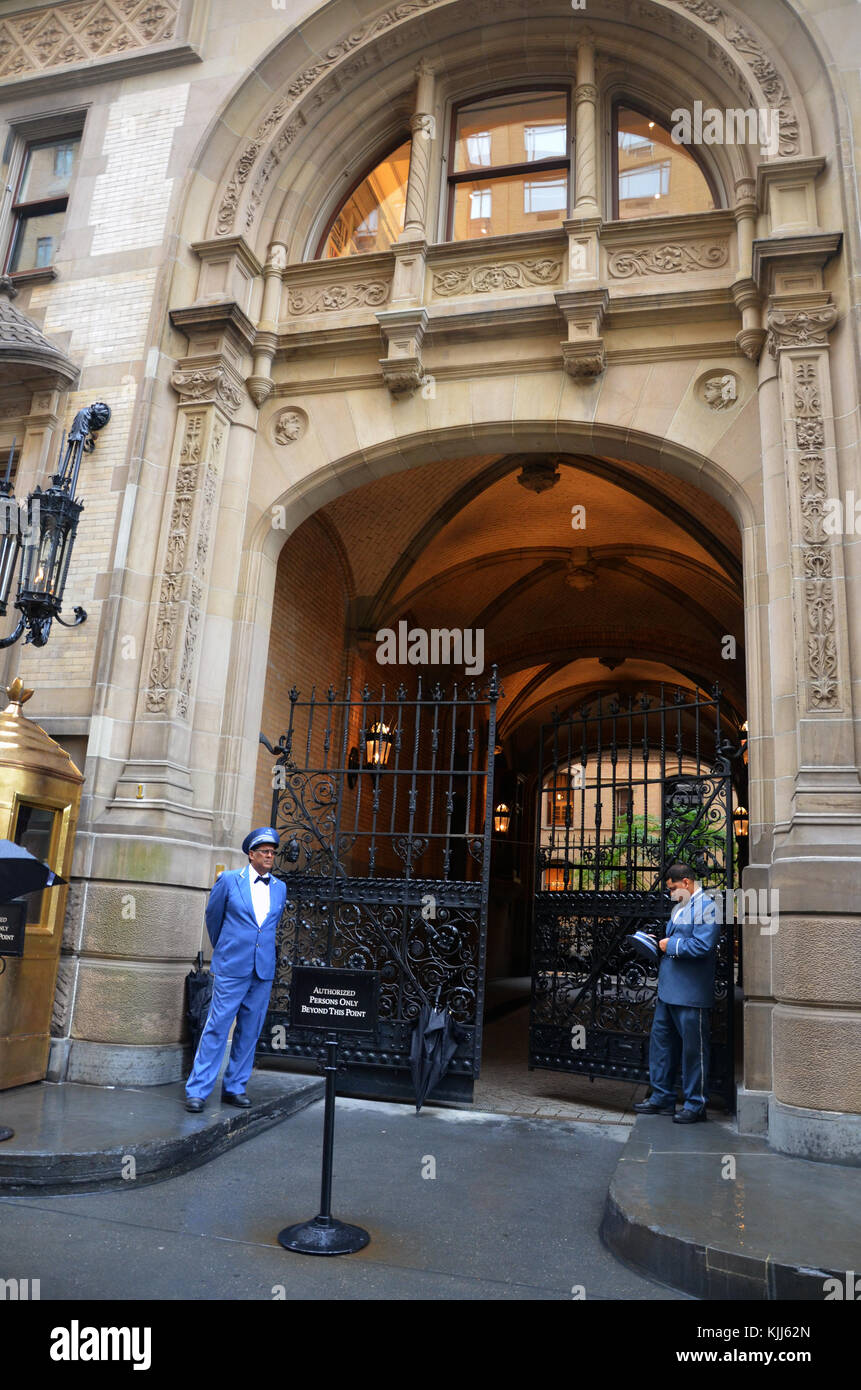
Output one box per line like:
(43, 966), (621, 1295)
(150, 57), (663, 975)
(673, 1108), (707, 1124)
(221, 1090), (251, 1108)
(633, 1099), (676, 1115)
(185, 1097), (205, 1113)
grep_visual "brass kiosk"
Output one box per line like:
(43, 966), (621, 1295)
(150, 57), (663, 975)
(0, 677), (82, 1089)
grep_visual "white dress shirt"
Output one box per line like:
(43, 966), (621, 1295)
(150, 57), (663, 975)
(249, 870), (271, 926)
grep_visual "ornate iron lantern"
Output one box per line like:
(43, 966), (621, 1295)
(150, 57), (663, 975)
(0, 440), (22, 618)
(733, 805), (749, 839)
(0, 401), (110, 648)
(493, 802), (511, 833)
(364, 721), (393, 768)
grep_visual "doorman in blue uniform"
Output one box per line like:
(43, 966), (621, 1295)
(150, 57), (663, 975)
(185, 827), (287, 1112)
(634, 860), (721, 1124)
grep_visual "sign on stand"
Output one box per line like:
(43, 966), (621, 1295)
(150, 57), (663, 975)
(278, 966), (379, 1256)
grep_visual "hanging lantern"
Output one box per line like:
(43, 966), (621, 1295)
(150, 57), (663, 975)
(733, 805), (749, 839)
(494, 802), (511, 833)
(1, 402), (110, 649)
(365, 721), (393, 768)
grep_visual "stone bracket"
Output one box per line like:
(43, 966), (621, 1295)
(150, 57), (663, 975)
(556, 287), (608, 378)
(377, 307), (429, 397)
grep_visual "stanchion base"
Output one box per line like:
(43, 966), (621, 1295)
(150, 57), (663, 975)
(0, 1127), (13, 1142)
(278, 1214), (370, 1256)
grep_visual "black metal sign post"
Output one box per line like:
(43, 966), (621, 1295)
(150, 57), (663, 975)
(0, 902), (26, 1141)
(277, 966), (379, 1256)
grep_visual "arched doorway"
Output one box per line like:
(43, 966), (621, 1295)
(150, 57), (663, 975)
(249, 441), (746, 1108)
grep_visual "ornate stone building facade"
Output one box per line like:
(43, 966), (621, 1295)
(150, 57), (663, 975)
(0, 0), (859, 1161)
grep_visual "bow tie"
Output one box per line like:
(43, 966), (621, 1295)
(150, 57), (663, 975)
(255, 874), (271, 885)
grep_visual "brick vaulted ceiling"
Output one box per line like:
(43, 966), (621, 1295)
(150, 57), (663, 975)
(312, 451), (745, 742)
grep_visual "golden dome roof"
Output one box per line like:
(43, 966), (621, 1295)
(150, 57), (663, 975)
(0, 678), (82, 784)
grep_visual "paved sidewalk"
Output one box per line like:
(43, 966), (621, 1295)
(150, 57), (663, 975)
(0, 1097), (684, 1301)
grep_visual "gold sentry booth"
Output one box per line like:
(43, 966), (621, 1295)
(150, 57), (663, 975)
(0, 677), (82, 1089)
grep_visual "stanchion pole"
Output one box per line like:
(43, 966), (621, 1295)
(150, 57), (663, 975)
(277, 1032), (370, 1255)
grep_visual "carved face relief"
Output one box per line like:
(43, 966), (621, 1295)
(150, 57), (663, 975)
(273, 408), (307, 446)
(700, 371), (738, 410)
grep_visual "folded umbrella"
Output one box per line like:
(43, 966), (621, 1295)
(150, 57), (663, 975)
(185, 951), (214, 1055)
(0, 839), (65, 905)
(409, 988), (469, 1114)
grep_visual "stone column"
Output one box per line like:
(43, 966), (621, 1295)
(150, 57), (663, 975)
(400, 60), (436, 241)
(573, 41), (599, 217)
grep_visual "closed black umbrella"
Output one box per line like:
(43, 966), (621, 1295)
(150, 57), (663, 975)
(0, 839), (64, 904)
(409, 988), (469, 1114)
(185, 951), (214, 1055)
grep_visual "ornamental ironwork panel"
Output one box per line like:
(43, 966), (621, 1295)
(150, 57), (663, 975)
(257, 672), (500, 1097)
(529, 687), (737, 1109)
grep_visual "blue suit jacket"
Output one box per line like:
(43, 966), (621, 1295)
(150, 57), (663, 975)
(204, 865), (287, 981)
(657, 887), (721, 1007)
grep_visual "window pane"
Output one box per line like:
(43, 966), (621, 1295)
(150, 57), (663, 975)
(13, 803), (55, 927)
(19, 137), (80, 202)
(9, 209), (65, 272)
(321, 140), (410, 258)
(454, 92), (567, 172)
(452, 169), (568, 240)
(616, 108), (715, 219)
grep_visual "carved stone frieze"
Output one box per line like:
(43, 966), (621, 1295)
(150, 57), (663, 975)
(432, 259), (561, 297)
(147, 411), (223, 719)
(287, 282), (390, 314)
(170, 364), (244, 417)
(784, 354), (840, 710)
(0, 0), (177, 78)
(608, 241), (729, 278)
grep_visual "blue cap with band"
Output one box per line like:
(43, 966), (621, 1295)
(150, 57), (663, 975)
(242, 826), (279, 856)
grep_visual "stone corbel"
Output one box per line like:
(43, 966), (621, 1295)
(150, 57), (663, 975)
(377, 307), (428, 397)
(764, 299), (838, 358)
(170, 360), (246, 418)
(247, 243), (288, 406)
(556, 288), (608, 378)
(732, 279), (766, 362)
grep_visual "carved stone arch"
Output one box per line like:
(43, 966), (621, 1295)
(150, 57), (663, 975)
(201, 0), (810, 264)
(281, 113), (414, 264)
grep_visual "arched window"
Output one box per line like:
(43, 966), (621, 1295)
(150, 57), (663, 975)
(613, 105), (717, 220)
(447, 89), (570, 241)
(318, 139), (411, 258)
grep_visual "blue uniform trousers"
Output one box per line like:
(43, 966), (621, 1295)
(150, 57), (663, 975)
(648, 999), (710, 1113)
(186, 972), (273, 1101)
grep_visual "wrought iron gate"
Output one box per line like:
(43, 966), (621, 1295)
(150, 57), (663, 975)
(529, 687), (737, 1110)
(257, 671), (499, 1102)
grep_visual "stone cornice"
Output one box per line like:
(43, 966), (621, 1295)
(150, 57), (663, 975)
(169, 301), (257, 356)
(752, 233), (842, 296)
(755, 156), (827, 211)
(191, 238), (265, 282)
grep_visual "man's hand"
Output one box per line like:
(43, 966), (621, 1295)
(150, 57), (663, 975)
(659, 938), (669, 952)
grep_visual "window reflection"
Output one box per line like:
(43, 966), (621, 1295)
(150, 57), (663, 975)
(320, 139), (411, 258)
(450, 90), (569, 240)
(616, 107), (715, 219)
